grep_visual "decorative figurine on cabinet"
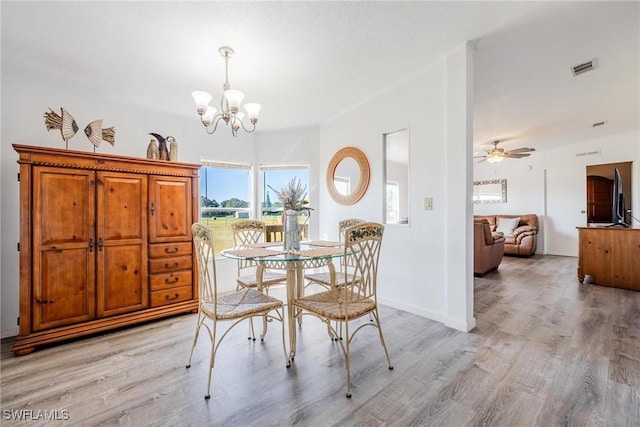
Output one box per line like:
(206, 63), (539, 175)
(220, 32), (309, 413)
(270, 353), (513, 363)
(149, 133), (169, 160)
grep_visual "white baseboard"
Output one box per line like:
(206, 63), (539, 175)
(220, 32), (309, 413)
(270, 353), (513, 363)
(379, 296), (476, 333)
(378, 296), (448, 325)
(1, 327), (18, 339)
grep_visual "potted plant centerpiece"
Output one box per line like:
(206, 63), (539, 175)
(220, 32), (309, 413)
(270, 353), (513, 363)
(269, 177), (311, 251)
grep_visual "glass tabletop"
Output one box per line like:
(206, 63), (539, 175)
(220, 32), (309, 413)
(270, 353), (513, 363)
(221, 241), (345, 262)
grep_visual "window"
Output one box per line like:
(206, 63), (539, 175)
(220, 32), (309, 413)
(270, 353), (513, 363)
(260, 164), (310, 226)
(200, 160), (252, 255)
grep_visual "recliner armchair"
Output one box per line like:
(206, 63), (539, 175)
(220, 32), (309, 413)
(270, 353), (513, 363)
(474, 219), (505, 276)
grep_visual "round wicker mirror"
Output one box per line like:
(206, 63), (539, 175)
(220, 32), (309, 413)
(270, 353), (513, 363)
(326, 146), (370, 205)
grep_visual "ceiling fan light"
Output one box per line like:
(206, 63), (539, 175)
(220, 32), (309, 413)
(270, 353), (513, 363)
(487, 155), (504, 164)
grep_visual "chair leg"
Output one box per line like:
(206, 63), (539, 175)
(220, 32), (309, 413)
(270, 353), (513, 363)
(248, 317), (256, 341)
(372, 309), (394, 370)
(186, 311), (204, 369)
(205, 322), (218, 400)
(278, 308), (291, 368)
(343, 320), (352, 398)
(260, 314), (269, 341)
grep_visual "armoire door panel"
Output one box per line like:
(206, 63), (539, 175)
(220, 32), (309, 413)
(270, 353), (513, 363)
(97, 245), (148, 316)
(96, 172), (148, 317)
(32, 167), (95, 331)
(33, 248), (95, 330)
(33, 167), (94, 246)
(149, 176), (192, 242)
(98, 173), (147, 241)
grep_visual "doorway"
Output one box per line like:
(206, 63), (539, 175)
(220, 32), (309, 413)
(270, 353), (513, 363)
(586, 161), (632, 225)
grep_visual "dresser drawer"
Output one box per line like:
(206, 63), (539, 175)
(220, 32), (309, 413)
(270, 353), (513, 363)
(149, 256), (192, 274)
(150, 271), (192, 291)
(150, 285), (193, 307)
(149, 242), (192, 259)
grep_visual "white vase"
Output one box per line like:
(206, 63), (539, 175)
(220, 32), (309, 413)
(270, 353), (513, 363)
(283, 209), (300, 251)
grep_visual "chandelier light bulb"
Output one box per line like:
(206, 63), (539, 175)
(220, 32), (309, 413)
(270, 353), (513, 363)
(244, 103), (261, 122)
(192, 91), (213, 115)
(224, 90), (244, 113)
(202, 106), (217, 126)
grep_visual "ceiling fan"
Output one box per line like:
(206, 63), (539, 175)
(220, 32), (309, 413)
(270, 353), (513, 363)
(475, 140), (535, 164)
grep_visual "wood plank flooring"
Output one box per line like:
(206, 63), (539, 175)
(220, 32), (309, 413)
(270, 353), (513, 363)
(2, 255), (639, 426)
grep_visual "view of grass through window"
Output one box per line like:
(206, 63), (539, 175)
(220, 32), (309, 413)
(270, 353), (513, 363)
(200, 162), (309, 255)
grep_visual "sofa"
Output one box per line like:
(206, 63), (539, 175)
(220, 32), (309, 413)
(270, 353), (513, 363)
(473, 214), (539, 257)
(474, 219), (505, 276)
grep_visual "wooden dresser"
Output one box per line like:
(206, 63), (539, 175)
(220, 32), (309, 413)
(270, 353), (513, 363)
(577, 226), (640, 291)
(12, 144), (200, 355)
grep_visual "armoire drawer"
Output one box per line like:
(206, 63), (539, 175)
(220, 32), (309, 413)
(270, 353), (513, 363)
(149, 256), (192, 274)
(150, 285), (193, 307)
(148, 242), (192, 259)
(150, 270), (192, 291)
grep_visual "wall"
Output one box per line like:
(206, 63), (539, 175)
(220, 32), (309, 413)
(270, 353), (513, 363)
(316, 45), (475, 331)
(474, 130), (640, 256)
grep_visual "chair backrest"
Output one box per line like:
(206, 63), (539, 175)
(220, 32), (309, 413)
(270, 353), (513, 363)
(338, 218), (364, 239)
(341, 222), (384, 300)
(191, 223), (217, 312)
(232, 220), (266, 246)
(338, 218), (364, 271)
(265, 223), (309, 242)
(231, 220), (266, 271)
(474, 219), (494, 246)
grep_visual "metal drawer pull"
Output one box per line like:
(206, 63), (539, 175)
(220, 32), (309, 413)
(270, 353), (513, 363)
(165, 262), (180, 269)
(164, 247), (179, 254)
(164, 276), (180, 284)
(165, 293), (180, 301)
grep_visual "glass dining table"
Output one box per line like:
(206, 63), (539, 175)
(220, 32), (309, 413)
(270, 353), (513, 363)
(221, 241), (345, 361)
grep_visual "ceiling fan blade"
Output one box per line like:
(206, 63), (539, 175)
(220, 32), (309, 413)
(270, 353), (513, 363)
(476, 157), (488, 163)
(507, 147), (535, 153)
(473, 155), (487, 159)
(504, 152), (531, 158)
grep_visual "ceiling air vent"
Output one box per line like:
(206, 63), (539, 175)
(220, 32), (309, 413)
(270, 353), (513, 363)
(571, 59), (597, 76)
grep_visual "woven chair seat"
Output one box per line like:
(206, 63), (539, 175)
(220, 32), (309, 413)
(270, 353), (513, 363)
(293, 288), (375, 321)
(237, 271), (286, 288)
(303, 271), (360, 287)
(201, 288), (283, 320)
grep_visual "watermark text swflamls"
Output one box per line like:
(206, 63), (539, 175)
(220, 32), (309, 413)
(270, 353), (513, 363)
(3, 409), (70, 421)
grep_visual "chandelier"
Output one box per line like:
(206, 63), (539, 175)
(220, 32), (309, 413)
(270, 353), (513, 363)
(192, 46), (261, 136)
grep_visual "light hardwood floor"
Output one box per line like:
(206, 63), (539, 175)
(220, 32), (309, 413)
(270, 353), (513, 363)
(2, 255), (639, 426)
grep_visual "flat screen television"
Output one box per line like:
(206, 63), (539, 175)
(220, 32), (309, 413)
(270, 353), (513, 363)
(611, 168), (628, 227)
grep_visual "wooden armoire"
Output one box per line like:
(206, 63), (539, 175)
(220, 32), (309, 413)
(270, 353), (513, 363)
(12, 144), (200, 355)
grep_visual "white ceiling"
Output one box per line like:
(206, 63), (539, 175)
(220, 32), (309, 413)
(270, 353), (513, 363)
(2, 1), (638, 154)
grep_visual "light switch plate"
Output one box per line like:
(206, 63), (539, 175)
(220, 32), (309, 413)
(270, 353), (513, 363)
(424, 197), (433, 210)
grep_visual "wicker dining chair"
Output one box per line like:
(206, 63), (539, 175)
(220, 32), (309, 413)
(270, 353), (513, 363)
(186, 223), (289, 400)
(231, 220), (287, 340)
(304, 218), (364, 340)
(292, 222), (393, 398)
(232, 220), (287, 292)
(304, 218), (364, 291)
